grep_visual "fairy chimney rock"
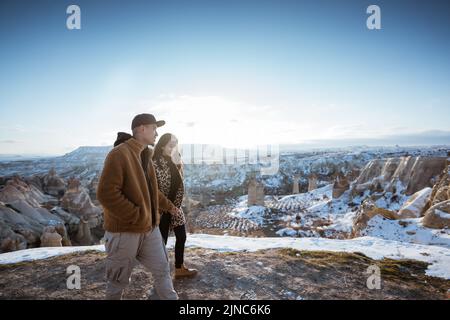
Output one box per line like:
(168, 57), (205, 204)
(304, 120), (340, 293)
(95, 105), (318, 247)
(40, 226), (62, 247)
(248, 178), (265, 206)
(333, 173), (350, 199)
(292, 174), (301, 194)
(67, 177), (81, 192)
(308, 173), (318, 192)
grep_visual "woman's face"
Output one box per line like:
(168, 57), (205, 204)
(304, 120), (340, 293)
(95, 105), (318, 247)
(162, 136), (178, 159)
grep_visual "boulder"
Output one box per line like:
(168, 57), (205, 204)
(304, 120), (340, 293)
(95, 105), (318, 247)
(397, 187), (432, 219)
(422, 200), (450, 229)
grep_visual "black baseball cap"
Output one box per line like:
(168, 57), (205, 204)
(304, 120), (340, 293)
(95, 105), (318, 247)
(131, 113), (165, 130)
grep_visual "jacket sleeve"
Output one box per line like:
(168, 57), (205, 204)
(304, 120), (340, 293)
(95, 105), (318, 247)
(158, 190), (176, 213)
(96, 150), (140, 224)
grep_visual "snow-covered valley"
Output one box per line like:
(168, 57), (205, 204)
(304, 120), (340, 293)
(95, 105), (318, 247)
(1, 144), (450, 292)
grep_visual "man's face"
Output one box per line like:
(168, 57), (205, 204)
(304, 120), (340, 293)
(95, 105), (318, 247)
(142, 124), (158, 146)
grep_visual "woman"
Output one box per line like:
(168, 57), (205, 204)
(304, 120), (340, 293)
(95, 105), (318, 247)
(153, 133), (198, 278)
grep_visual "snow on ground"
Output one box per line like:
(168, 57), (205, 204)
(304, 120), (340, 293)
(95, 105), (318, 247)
(228, 200), (269, 226)
(227, 185), (354, 233)
(276, 228), (298, 237)
(436, 209), (450, 219)
(0, 245), (105, 265)
(1, 234), (449, 280)
(360, 215), (450, 247)
(274, 186), (358, 236)
(278, 184), (333, 205)
(321, 211), (357, 234)
(231, 184), (421, 238)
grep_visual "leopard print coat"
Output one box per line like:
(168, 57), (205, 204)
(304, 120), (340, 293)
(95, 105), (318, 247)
(154, 156), (186, 228)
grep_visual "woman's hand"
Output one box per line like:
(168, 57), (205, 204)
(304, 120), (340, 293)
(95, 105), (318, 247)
(169, 206), (181, 216)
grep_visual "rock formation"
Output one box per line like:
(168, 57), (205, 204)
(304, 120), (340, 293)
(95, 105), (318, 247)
(74, 217), (93, 246)
(248, 178), (265, 206)
(352, 156), (447, 197)
(422, 200), (450, 229)
(0, 217), (27, 252)
(87, 174), (100, 201)
(40, 226), (62, 247)
(0, 177), (73, 252)
(292, 174), (301, 194)
(421, 164), (450, 229)
(397, 187), (432, 219)
(352, 162), (450, 234)
(307, 173), (318, 192)
(332, 172), (350, 199)
(424, 164), (450, 209)
(0, 176), (51, 207)
(60, 177), (102, 227)
(42, 168), (66, 197)
(352, 199), (397, 237)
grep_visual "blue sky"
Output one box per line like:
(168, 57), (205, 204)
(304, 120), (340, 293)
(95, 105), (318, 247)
(1, 0), (449, 155)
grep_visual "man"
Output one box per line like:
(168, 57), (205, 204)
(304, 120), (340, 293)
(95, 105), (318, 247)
(97, 113), (180, 300)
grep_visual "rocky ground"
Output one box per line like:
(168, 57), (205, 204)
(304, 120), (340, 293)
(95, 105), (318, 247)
(0, 248), (448, 300)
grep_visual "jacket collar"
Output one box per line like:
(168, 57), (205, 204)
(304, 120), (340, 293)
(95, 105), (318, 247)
(125, 137), (147, 155)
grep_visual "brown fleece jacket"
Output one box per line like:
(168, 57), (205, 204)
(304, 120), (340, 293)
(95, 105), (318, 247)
(97, 137), (176, 233)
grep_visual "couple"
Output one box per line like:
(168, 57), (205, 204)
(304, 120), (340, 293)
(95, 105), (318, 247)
(97, 113), (197, 300)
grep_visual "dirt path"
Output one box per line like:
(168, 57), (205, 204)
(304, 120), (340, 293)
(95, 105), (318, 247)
(0, 248), (448, 300)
